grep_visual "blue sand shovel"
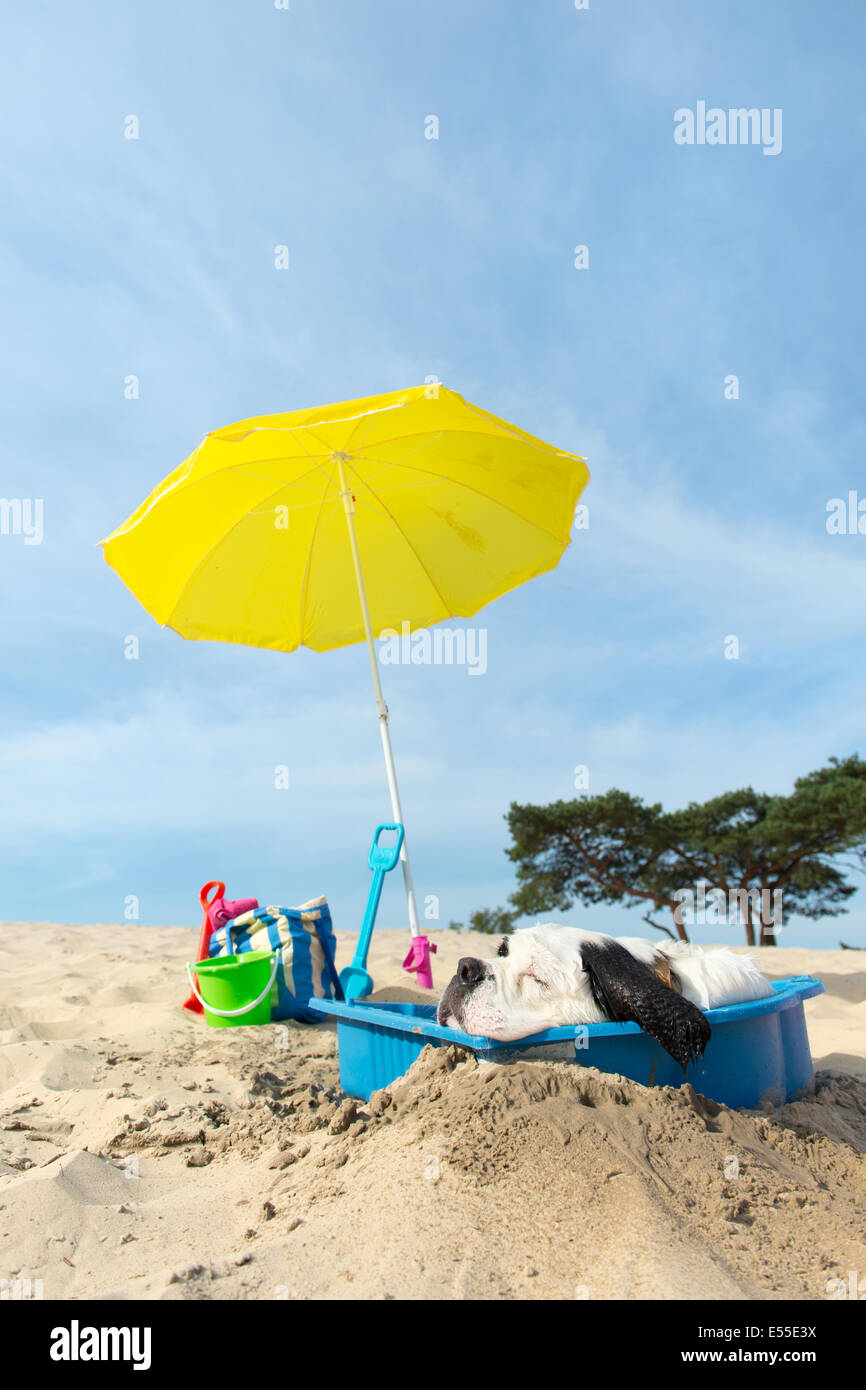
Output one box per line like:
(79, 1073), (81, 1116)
(339, 823), (405, 1002)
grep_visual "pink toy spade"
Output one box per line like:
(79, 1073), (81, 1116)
(402, 934), (437, 990)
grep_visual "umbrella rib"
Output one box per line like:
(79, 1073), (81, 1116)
(223, 465), (328, 491)
(297, 457), (341, 645)
(213, 426), (334, 486)
(163, 474), (319, 633)
(297, 423), (358, 463)
(347, 434), (446, 492)
(358, 454), (570, 543)
(126, 455), (330, 502)
(355, 481), (452, 622)
(358, 432), (445, 476)
(343, 407), (378, 458)
(354, 423), (575, 461)
(283, 431), (335, 489)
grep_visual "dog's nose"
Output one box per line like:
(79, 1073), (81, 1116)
(457, 957), (486, 988)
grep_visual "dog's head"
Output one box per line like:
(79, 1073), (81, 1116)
(436, 925), (601, 1040)
(436, 924), (711, 1071)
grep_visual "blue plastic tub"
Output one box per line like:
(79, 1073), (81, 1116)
(309, 975), (824, 1110)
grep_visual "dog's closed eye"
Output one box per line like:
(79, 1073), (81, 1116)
(520, 969), (550, 991)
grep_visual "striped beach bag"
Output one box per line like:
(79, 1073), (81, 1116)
(207, 895), (340, 1023)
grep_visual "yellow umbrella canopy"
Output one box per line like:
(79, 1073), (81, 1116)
(102, 385), (589, 653)
(102, 384), (588, 973)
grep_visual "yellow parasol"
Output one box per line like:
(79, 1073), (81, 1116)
(102, 384), (589, 983)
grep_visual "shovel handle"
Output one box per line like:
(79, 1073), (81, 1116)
(368, 822), (404, 872)
(347, 824), (406, 973)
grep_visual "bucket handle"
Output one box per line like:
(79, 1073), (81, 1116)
(184, 950), (281, 1018)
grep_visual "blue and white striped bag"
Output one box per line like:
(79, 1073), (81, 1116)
(207, 895), (339, 1023)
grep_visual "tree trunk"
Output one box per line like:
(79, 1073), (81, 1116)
(670, 901), (690, 942)
(759, 881), (778, 946)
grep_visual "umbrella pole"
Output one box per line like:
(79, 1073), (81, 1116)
(335, 456), (422, 940)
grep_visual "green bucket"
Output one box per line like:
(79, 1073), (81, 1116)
(186, 950), (279, 1029)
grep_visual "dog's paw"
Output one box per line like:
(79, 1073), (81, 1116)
(665, 1003), (711, 1074)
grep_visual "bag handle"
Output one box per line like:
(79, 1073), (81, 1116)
(313, 918), (344, 1002)
(185, 950), (281, 1018)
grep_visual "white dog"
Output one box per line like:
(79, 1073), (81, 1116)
(436, 925), (773, 1071)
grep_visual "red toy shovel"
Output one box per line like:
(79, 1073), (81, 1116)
(183, 880), (225, 1014)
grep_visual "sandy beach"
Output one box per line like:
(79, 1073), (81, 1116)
(1, 923), (864, 1301)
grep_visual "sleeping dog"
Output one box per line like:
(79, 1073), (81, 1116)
(436, 925), (773, 1072)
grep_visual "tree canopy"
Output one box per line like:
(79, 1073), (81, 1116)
(448, 906), (517, 935)
(498, 755), (866, 946)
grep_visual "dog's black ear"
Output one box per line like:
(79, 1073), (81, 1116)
(580, 938), (710, 1074)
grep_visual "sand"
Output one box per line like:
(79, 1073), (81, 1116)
(1, 923), (864, 1301)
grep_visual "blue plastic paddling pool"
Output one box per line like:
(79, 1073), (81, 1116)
(309, 975), (824, 1110)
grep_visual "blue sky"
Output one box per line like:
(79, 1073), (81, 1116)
(2, 0), (865, 948)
